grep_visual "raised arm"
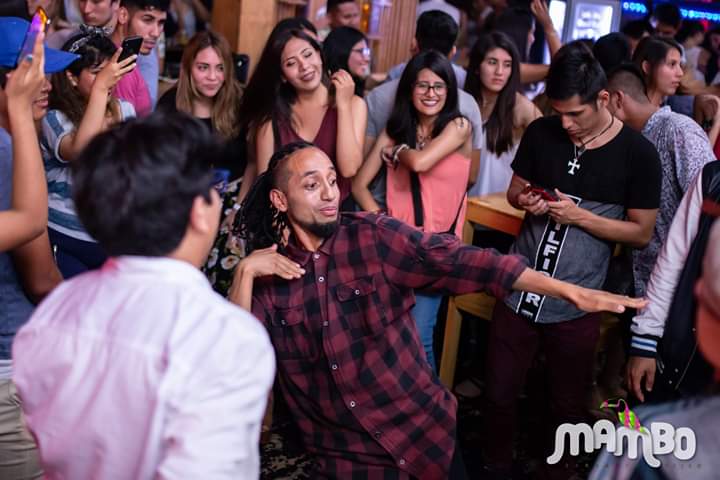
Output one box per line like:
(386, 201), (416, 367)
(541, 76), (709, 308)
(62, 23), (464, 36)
(531, 0), (561, 57)
(397, 117), (471, 173)
(0, 34), (48, 252)
(352, 130), (390, 212)
(58, 49), (136, 161)
(333, 70), (367, 178)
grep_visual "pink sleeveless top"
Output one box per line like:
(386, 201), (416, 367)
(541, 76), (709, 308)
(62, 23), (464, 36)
(386, 151), (470, 237)
(277, 107), (350, 201)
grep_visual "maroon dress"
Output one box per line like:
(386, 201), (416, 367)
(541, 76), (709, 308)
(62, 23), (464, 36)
(275, 107), (351, 202)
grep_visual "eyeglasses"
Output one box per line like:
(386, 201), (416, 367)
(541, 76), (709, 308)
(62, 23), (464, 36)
(413, 81), (447, 95)
(351, 47), (372, 58)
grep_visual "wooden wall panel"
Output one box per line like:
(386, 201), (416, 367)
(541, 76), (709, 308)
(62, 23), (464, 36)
(212, 0), (418, 76)
(369, 0), (417, 72)
(212, 0), (277, 76)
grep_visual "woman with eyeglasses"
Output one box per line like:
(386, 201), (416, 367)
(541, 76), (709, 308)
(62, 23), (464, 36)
(237, 27), (367, 206)
(352, 50), (472, 373)
(324, 26), (371, 97)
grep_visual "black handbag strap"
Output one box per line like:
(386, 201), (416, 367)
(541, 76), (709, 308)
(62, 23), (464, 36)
(409, 171), (466, 235)
(410, 171), (424, 227)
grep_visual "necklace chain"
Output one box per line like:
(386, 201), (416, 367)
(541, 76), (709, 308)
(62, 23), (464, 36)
(568, 115), (615, 176)
(574, 114), (615, 160)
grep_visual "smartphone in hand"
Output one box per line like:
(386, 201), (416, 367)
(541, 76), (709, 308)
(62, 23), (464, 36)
(118, 36), (143, 63)
(17, 7), (48, 65)
(522, 184), (559, 202)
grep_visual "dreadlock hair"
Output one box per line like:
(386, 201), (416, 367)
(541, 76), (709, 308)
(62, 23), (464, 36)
(235, 141), (315, 254)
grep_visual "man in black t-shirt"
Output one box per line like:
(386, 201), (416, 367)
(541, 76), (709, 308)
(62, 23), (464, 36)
(479, 43), (662, 479)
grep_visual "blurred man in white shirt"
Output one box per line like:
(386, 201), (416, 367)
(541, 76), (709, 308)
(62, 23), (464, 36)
(12, 113), (275, 480)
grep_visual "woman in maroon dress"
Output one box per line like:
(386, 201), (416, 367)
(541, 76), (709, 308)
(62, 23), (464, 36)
(238, 28), (366, 204)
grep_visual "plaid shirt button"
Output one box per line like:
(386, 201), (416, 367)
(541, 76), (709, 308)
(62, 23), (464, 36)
(374, 431), (381, 439)
(349, 401), (356, 408)
(399, 459), (406, 466)
(331, 364), (338, 370)
(318, 276), (325, 283)
(313, 253), (320, 260)
(323, 321), (329, 327)
(354, 289), (360, 295)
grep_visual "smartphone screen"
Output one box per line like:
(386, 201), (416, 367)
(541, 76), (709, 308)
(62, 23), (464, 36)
(17, 7), (48, 65)
(118, 36), (143, 63)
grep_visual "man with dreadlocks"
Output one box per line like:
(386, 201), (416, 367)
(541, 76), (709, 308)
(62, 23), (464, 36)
(230, 141), (646, 479)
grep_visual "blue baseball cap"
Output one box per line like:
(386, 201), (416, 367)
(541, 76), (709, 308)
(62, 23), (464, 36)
(0, 17), (79, 73)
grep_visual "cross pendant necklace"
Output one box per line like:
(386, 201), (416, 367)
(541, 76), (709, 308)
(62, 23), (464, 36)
(568, 115), (615, 176)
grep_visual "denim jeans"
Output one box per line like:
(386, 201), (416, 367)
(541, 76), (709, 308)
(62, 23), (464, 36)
(411, 293), (442, 373)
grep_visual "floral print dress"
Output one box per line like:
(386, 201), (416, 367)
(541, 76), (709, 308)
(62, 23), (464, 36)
(203, 177), (246, 297)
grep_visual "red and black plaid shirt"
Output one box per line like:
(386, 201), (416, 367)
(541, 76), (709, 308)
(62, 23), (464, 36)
(252, 213), (527, 479)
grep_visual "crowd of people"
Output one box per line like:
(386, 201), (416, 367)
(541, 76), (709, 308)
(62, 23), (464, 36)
(0, 0), (719, 479)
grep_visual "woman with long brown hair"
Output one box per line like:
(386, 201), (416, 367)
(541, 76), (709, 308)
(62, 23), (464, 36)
(237, 27), (366, 207)
(157, 30), (248, 295)
(157, 30), (245, 179)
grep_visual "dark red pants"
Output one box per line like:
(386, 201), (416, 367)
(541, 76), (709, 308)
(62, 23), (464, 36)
(480, 302), (600, 473)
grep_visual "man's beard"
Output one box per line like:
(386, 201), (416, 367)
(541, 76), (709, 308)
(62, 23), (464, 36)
(297, 218), (339, 239)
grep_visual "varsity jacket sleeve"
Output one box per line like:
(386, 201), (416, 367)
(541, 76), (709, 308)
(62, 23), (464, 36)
(629, 171), (705, 357)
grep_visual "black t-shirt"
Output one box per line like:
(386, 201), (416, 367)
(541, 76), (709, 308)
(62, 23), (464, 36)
(156, 86), (247, 179)
(506, 115), (661, 324)
(511, 115), (661, 209)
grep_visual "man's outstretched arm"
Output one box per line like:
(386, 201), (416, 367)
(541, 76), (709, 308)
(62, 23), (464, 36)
(512, 267), (647, 314)
(376, 215), (646, 314)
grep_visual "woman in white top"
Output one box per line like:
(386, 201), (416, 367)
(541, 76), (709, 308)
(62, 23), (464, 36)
(464, 31), (540, 197)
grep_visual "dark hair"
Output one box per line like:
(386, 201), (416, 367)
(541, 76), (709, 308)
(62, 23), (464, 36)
(465, 32), (520, 155)
(50, 33), (118, 126)
(120, 0), (170, 11)
(324, 26), (367, 96)
(653, 3), (681, 29)
(0, 67), (10, 89)
(593, 33), (631, 74)
(676, 20), (705, 44)
(546, 41), (607, 104)
(238, 28), (330, 136)
(632, 36), (682, 89)
(387, 50), (461, 147)
(607, 63), (648, 103)
(235, 141), (314, 253)
(72, 113), (222, 256)
(415, 10), (459, 56)
(328, 0), (355, 11)
(273, 16), (318, 36)
(488, 7), (534, 63)
(621, 20), (653, 40)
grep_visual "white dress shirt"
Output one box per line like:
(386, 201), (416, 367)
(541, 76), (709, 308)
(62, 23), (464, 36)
(12, 256), (275, 480)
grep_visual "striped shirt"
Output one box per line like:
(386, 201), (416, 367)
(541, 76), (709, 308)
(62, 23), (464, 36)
(41, 101), (135, 241)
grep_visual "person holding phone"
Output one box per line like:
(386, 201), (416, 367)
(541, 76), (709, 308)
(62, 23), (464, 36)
(111, 0), (169, 112)
(43, 32), (136, 278)
(481, 43), (661, 479)
(0, 17), (75, 478)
